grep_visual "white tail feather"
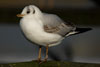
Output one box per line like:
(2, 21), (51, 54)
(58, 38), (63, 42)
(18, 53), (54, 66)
(66, 31), (78, 37)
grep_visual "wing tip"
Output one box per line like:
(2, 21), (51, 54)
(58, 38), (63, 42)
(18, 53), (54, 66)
(75, 27), (92, 34)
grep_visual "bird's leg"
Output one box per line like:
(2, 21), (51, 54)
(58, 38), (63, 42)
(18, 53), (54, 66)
(38, 46), (42, 62)
(43, 45), (49, 62)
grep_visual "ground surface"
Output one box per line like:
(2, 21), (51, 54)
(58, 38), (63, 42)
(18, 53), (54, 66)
(0, 61), (100, 67)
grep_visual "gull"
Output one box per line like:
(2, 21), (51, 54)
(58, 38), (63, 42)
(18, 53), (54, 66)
(17, 5), (92, 63)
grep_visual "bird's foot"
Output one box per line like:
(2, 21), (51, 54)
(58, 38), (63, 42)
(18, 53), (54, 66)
(37, 59), (42, 63)
(37, 59), (47, 64)
(43, 58), (47, 62)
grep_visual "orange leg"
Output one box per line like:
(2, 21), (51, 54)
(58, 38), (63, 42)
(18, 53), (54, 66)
(43, 45), (49, 62)
(38, 46), (42, 62)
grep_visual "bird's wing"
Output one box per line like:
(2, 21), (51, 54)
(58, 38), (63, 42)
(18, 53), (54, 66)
(42, 13), (76, 37)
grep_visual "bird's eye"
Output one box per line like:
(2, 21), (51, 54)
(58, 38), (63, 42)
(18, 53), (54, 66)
(27, 10), (30, 14)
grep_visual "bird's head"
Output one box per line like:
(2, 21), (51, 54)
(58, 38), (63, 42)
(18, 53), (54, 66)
(17, 5), (41, 18)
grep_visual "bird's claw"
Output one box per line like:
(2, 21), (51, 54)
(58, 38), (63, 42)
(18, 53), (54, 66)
(43, 58), (47, 62)
(37, 59), (42, 63)
(37, 59), (47, 64)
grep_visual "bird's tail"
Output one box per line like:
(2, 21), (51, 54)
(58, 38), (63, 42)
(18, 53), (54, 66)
(75, 27), (92, 34)
(65, 27), (92, 37)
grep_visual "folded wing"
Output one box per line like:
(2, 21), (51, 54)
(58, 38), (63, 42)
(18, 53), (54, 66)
(42, 13), (76, 37)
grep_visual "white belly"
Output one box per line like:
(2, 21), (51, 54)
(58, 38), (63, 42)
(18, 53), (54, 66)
(20, 18), (63, 47)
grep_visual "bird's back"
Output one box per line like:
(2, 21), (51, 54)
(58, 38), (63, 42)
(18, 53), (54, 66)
(42, 13), (76, 37)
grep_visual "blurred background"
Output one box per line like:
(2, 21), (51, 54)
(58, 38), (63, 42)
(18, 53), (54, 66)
(0, 0), (100, 25)
(0, 0), (100, 64)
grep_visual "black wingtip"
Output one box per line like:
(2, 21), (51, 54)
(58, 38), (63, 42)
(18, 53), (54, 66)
(75, 27), (92, 34)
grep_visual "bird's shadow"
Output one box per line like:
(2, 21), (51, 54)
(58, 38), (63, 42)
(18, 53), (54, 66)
(42, 39), (73, 61)
(62, 41), (73, 61)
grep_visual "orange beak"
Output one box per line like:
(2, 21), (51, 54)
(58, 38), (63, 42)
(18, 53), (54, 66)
(17, 14), (25, 17)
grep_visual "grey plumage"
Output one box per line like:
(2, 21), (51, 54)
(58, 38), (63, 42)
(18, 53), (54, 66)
(42, 13), (76, 37)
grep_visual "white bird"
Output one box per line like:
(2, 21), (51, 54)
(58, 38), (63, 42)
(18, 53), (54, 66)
(17, 5), (91, 63)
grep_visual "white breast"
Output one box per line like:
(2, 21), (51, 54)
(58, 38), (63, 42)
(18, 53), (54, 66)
(20, 16), (63, 47)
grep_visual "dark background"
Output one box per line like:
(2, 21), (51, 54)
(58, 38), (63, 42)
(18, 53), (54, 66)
(0, 0), (100, 25)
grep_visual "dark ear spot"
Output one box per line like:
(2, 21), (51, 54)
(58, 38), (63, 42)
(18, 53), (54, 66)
(33, 10), (35, 14)
(27, 7), (30, 14)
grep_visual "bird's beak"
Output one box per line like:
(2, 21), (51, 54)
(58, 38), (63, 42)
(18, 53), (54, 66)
(17, 14), (25, 17)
